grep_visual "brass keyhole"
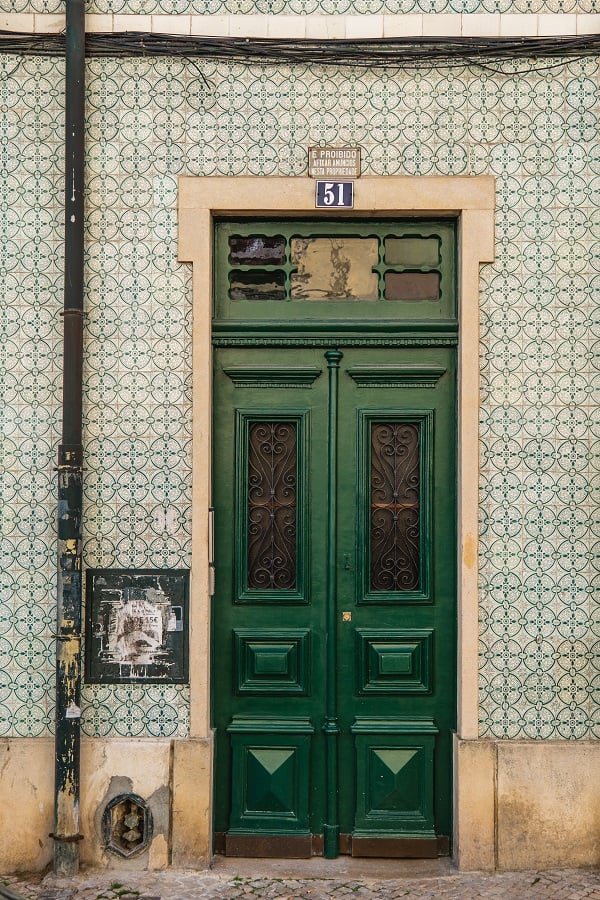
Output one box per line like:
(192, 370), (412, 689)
(342, 611), (352, 622)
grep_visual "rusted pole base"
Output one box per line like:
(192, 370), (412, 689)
(53, 839), (80, 878)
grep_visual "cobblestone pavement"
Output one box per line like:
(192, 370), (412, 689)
(2, 864), (599, 900)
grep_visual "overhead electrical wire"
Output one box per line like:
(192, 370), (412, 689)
(0, 29), (599, 72)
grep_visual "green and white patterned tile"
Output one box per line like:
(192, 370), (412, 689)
(0, 0), (599, 12)
(0, 52), (598, 740)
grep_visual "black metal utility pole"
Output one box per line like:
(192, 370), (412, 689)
(53, 0), (85, 876)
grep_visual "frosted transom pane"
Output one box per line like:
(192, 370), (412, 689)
(291, 237), (379, 301)
(385, 237), (440, 267)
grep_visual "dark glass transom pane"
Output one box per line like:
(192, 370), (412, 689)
(248, 422), (297, 590)
(230, 270), (286, 302)
(370, 422), (420, 592)
(230, 235), (286, 266)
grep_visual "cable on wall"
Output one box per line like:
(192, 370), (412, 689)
(0, 30), (599, 72)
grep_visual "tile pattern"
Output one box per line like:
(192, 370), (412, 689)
(82, 54), (193, 736)
(1, 0), (600, 16)
(3, 12), (600, 37)
(0, 53), (598, 740)
(0, 56), (62, 738)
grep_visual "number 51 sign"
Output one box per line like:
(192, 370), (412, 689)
(315, 181), (354, 209)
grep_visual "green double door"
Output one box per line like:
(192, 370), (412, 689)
(212, 344), (456, 858)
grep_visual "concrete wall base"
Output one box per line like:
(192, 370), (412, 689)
(455, 736), (600, 870)
(0, 738), (54, 873)
(0, 735), (214, 873)
(1, 735), (598, 873)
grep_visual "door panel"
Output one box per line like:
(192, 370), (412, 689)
(336, 347), (456, 851)
(212, 349), (329, 852)
(212, 344), (456, 856)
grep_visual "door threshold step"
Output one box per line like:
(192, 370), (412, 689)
(210, 854), (456, 881)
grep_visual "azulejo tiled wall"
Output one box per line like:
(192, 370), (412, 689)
(0, 56), (61, 738)
(1, 0), (599, 14)
(0, 52), (598, 740)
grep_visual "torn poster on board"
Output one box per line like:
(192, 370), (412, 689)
(85, 569), (189, 683)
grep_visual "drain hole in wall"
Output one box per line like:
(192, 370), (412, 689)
(102, 792), (153, 858)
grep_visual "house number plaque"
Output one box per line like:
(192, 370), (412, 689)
(315, 181), (354, 209)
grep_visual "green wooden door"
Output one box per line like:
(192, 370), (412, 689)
(212, 221), (456, 859)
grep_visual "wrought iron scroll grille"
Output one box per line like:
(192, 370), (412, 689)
(370, 422), (421, 592)
(247, 422), (297, 590)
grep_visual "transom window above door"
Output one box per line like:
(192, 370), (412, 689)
(214, 219), (456, 325)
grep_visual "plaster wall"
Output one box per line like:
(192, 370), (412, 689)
(0, 737), (213, 872)
(0, 738), (54, 873)
(80, 738), (172, 869)
(455, 738), (600, 870)
(1, 736), (597, 871)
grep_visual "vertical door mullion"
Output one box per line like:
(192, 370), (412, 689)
(323, 348), (343, 859)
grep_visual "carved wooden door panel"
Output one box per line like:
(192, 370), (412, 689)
(211, 220), (457, 859)
(212, 350), (329, 858)
(335, 347), (456, 859)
